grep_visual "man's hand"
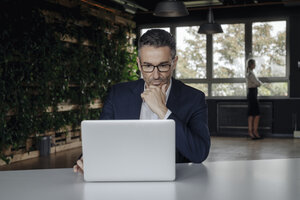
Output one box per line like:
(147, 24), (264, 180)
(73, 157), (84, 174)
(141, 84), (168, 119)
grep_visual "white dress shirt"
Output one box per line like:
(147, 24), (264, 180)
(246, 69), (262, 88)
(139, 79), (172, 120)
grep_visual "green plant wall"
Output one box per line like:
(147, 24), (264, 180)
(0, 0), (138, 163)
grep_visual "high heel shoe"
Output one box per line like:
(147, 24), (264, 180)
(254, 131), (262, 139)
(249, 132), (256, 140)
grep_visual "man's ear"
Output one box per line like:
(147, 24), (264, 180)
(137, 57), (144, 79)
(137, 57), (142, 72)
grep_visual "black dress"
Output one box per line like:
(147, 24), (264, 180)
(247, 88), (260, 116)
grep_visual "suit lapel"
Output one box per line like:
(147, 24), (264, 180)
(166, 78), (180, 113)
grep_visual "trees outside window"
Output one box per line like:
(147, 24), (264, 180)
(176, 26), (206, 79)
(253, 21), (286, 78)
(140, 20), (288, 97)
(186, 83), (208, 96)
(213, 24), (245, 78)
(252, 21), (287, 96)
(212, 83), (246, 96)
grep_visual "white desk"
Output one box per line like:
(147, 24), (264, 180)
(1, 158), (300, 200)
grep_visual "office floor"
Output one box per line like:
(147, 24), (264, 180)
(1, 136), (300, 171)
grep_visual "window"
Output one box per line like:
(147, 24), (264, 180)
(213, 24), (245, 78)
(212, 23), (246, 97)
(139, 20), (288, 97)
(176, 26), (206, 79)
(212, 83), (246, 96)
(259, 82), (288, 96)
(252, 21), (287, 96)
(186, 83), (208, 96)
(252, 21), (286, 78)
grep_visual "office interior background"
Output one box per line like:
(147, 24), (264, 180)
(0, 0), (300, 170)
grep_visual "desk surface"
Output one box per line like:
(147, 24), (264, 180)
(1, 158), (300, 200)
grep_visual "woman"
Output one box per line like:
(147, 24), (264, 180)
(246, 59), (263, 139)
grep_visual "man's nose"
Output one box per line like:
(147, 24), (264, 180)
(153, 67), (160, 79)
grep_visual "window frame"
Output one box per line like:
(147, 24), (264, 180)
(138, 17), (289, 99)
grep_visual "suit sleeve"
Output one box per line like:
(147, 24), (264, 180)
(99, 87), (115, 120)
(168, 92), (210, 163)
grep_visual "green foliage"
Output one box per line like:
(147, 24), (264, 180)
(176, 22), (287, 96)
(177, 27), (206, 78)
(0, 0), (138, 162)
(253, 22), (286, 78)
(212, 83), (246, 96)
(259, 82), (288, 96)
(214, 24), (245, 68)
(212, 24), (245, 79)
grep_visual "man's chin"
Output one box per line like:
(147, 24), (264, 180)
(147, 80), (168, 88)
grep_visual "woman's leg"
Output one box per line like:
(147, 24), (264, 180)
(248, 116), (254, 138)
(253, 115), (260, 138)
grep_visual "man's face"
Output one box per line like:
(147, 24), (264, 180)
(137, 45), (177, 88)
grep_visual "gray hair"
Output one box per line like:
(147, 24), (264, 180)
(138, 29), (176, 59)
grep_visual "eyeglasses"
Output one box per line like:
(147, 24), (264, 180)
(140, 62), (172, 73)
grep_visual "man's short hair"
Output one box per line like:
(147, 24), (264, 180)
(138, 29), (176, 59)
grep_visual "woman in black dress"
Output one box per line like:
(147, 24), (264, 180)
(246, 59), (262, 139)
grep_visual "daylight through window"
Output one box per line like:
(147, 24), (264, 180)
(140, 20), (288, 97)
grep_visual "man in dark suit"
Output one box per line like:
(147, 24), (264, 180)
(74, 29), (210, 174)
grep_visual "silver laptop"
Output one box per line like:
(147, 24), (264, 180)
(81, 120), (175, 182)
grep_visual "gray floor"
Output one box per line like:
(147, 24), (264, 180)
(1, 136), (300, 171)
(206, 137), (300, 162)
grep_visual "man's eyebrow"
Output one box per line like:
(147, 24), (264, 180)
(142, 61), (170, 65)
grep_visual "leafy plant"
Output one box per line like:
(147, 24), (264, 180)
(0, 0), (138, 163)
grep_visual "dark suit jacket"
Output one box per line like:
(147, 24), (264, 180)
(100, 78), (210, 163)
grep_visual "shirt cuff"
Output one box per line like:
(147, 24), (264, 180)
(163, 109), (172, 120)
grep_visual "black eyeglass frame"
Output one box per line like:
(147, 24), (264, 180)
(140, 60), (174, 73)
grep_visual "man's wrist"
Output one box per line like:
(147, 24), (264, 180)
(157, 106), (168, 119)
(163, 109), (172, 119)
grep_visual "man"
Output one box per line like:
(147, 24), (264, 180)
(74, 29), (210, 174)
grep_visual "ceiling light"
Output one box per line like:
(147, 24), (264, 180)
(198, 8), (223, 34)
(111, 0), (148, 14)
(123, 4), (137, 14)
(154, 0), (189, 17)
(184, 0), (222, 8)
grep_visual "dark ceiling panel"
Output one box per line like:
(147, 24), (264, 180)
(95, 0), (297, 15)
